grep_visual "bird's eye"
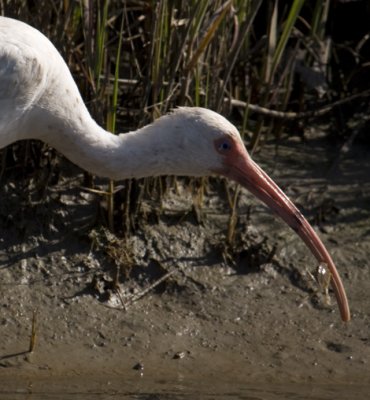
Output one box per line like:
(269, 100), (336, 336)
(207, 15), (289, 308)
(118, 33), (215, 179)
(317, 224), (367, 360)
(218, 140), (232, 152)
(214, 137), (233, 155)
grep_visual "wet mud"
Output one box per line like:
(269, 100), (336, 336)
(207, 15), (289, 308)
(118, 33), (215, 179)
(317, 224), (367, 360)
(0, 136), (369, 393)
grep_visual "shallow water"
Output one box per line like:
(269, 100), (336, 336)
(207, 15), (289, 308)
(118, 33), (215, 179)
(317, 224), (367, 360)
(2, 377), (370, 400)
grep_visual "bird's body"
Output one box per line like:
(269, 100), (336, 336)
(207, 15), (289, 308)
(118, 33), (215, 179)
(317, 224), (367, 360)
(0, 16), (350, 321)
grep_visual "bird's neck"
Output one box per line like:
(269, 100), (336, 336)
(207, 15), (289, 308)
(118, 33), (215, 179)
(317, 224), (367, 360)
(29, 106), (187, 180)
(55, 121), (128, 180)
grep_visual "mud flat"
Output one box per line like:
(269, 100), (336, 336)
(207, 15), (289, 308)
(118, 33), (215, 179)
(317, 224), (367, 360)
(1, 138), (369, 396)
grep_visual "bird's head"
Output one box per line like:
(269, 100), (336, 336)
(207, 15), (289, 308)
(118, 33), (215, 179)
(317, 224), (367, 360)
(147, 107), (250, 178)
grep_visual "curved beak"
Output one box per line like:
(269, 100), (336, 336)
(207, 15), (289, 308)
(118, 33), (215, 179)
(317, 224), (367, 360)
(222, 142), (350, 322)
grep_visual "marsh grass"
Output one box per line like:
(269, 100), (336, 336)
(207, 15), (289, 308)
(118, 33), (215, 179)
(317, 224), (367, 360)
(1, 0), (369, 239)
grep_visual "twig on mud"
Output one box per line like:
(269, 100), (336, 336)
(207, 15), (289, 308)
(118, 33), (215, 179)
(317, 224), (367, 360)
(123, 270), (177, 309)
(103, 269), (177, 311)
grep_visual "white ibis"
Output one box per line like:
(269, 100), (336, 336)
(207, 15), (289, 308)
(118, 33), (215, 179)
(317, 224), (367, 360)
(0, 17), (350, 321)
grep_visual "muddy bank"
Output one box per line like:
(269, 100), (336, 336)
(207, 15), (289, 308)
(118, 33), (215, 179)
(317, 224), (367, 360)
(0, 137), (369, 388)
